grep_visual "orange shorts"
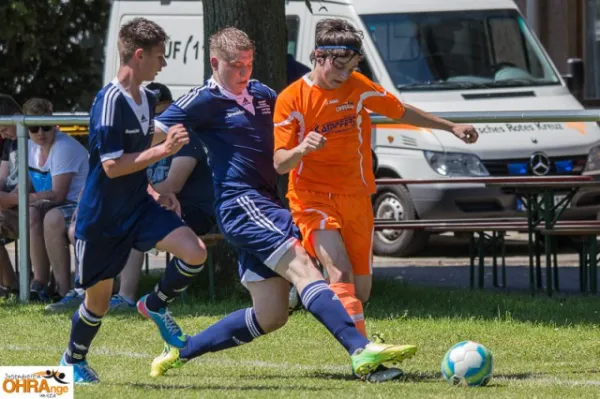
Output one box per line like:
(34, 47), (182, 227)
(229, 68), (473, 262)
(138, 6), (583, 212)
(287, 189), (374, 276)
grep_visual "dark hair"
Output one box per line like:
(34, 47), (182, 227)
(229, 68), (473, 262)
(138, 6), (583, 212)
(118, 18), (168, 63)
(0, 94), (22, 115)
(23, 98), (53, 116)
(209, 27), (255, 61)
(146, 82), (173, 103)
(311, 19), (364, 63)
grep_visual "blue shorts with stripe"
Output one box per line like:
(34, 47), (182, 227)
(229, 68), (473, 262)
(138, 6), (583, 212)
(216, 188), (300, 287)
(74, 199), (185, 289)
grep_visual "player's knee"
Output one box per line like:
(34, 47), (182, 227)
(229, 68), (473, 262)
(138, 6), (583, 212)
(255, 308), (288, 333)
(179, 241), (207, 266)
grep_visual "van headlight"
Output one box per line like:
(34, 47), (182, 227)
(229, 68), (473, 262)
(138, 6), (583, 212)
(424, 151), (489, 177)
(584, 145), (600, 174)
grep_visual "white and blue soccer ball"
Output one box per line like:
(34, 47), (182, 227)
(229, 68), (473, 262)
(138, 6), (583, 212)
(441, 341), (493, 387)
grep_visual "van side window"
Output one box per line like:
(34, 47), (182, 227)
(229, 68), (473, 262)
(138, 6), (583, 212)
(357, 58), (376, 82)
(286, 16), (301, 57)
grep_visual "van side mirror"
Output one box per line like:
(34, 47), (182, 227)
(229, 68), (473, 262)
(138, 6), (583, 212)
(562, 58), (584, 101)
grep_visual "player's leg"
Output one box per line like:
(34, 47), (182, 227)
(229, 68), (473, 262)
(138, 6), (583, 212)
(110, 249), (144, 310)
(150, 273), (289, 377)
(60, 236), (133, 384)
(287, 190), (366, 336)
(135, 203), (206, 347)
(274, 239), (417, 378)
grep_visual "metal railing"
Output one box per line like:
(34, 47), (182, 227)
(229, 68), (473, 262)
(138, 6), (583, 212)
(0, 110), (600, 303)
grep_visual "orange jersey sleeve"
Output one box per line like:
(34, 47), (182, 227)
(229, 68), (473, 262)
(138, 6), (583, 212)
(352, 72), (405, 120)
(274, 83), (302, 152)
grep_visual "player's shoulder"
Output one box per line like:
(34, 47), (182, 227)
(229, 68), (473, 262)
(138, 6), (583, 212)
(91, 82), (124, 124)
(277, 76), (308, 104)
(348, 71), (374, 88)
(248, 79), (277, 100)
(142, 86), (157, 105)
(173, 81), (215, 110)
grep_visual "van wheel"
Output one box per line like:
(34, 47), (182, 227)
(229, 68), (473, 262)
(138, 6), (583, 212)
(373, 185), (428, 257)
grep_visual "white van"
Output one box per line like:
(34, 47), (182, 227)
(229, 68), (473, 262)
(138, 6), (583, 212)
(105, 0), (600, 256)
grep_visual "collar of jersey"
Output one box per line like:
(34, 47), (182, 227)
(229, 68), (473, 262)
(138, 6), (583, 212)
(208, 77), (252, 104)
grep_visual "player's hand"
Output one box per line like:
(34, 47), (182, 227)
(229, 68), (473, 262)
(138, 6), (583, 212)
(298, 131), (326, 155)
(163, 124), (190, 155)
(157, 192), (181, 217)
(452, 124), (479, 144)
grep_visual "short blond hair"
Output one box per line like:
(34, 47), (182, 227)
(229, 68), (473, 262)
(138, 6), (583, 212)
(209, 27), (255, 61)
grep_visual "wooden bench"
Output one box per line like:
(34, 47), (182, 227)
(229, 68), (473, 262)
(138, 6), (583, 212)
(373, 218), (600, 293)
(144, 232), (225, 302)
(537, 223), (600, 294)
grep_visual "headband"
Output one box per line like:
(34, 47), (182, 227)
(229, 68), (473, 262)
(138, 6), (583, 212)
(315, 45), (361, 53)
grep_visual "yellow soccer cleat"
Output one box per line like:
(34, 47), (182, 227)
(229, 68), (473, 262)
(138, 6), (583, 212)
(351, 343), (417, 379)
(150, 343), (187, 377)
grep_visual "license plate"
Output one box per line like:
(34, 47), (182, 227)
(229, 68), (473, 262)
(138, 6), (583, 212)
(516, 195), (570, 212)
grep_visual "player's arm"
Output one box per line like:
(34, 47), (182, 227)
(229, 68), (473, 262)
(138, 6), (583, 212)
(153, 156), (196, 195)
(359, 75), (478, 144)
(102, 124), (189, 179)
(400, 104), (477, 144)
(272, 92), (325, 174)
(273, 132), (325, 174)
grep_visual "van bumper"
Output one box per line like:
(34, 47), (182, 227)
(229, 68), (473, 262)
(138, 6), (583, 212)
(408, 184), (600, 220)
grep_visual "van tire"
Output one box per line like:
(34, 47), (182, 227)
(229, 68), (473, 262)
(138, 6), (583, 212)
(373, 185), (428, 257)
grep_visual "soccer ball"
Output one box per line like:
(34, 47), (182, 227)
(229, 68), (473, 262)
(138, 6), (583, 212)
(441, 341), (493, 387)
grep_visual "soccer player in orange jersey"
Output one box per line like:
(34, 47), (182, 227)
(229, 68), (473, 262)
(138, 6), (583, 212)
(274, 19), (478, 378)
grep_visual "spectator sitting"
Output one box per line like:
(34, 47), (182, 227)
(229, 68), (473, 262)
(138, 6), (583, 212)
(44, 199), (85, 311)
(108, 82), (215, 310)
(24, 98), (89, 302)
(0, 94), (21, 298)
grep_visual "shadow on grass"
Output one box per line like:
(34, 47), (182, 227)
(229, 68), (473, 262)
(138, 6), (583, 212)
(113, 382), (340, 392)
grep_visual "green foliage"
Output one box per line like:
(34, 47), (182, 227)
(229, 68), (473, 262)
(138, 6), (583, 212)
(0, 0), (110, 111)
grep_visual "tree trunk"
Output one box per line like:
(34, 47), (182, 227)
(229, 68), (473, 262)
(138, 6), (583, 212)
(202, 0), (287, 93)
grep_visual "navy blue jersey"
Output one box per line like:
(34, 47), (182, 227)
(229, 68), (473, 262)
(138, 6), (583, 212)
(76, 79), (157, 238)
(147, 132), (214, 217)
(155, 78), (277, 198)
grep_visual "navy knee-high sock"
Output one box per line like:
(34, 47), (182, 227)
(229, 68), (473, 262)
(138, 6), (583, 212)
(300, 280), (369, 355)
(146, 257), (204, 311)
(179, 308), (264, 360)
(65, 303), (103, 363)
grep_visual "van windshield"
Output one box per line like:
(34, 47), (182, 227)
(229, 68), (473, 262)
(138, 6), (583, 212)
(361, 9), (561, 91)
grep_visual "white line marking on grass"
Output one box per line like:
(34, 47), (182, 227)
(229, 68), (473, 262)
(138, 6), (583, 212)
(5, 345), (600, 387)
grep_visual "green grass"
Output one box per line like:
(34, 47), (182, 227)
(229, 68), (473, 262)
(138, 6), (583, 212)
(2, 278), (600, 398)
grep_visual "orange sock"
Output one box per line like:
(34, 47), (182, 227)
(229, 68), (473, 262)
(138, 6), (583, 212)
(329, 282), (367, 337)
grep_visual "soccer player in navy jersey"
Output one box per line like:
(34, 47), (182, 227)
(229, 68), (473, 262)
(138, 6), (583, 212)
(148, 27), (417, 380)
(58, 18), (208, 384)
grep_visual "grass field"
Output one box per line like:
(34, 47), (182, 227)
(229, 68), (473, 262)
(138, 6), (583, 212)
(2, 277), (600, 398)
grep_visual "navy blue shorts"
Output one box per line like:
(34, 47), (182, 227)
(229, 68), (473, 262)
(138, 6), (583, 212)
(216, 189), (300, 287)
(74, 200), (185, 289)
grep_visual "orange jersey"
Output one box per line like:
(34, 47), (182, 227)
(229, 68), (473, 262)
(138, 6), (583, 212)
(274, 72), (405, 195)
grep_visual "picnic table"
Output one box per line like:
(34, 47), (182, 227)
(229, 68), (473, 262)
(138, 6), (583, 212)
(376, 175), (600, 296)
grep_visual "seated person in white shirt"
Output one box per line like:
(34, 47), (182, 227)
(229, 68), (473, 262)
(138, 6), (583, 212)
(23, 98), (89, 301)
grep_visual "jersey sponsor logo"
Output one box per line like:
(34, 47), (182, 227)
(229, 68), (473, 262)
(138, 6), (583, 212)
(125, 128), (140, 134)
(256, 99), (271, 115)
(226, 109), (245, 119)
(336, 101), (355, 112)
(314, 115), (357, 134)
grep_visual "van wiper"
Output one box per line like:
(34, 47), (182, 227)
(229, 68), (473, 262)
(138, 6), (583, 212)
(397, 80), (488, 91)
(488, 78), (558, 88)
